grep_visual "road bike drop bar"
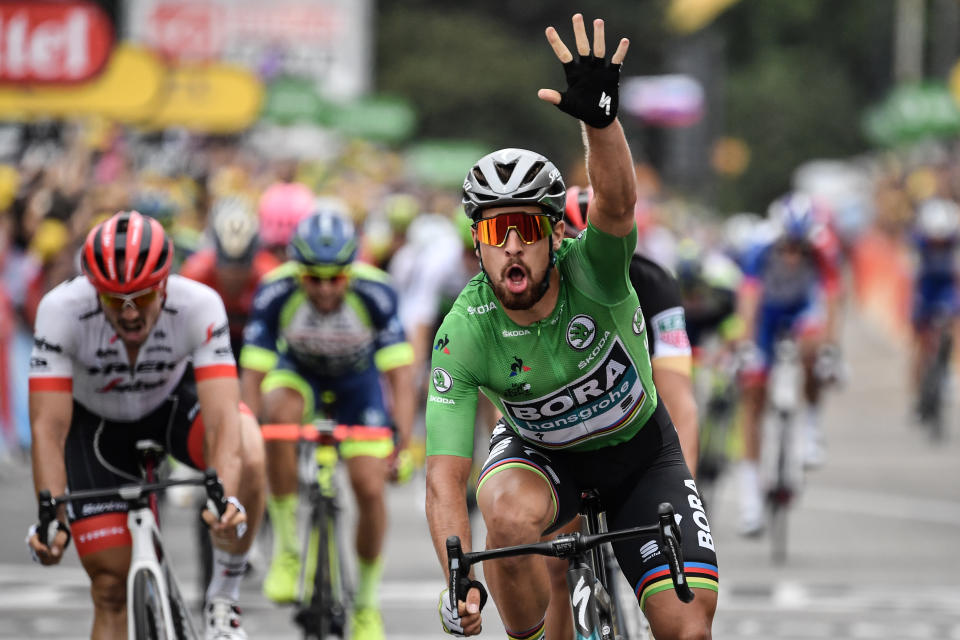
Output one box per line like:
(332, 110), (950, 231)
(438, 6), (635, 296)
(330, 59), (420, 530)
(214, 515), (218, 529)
(446, 502), (695, 614)
(36, 468), (229, 546)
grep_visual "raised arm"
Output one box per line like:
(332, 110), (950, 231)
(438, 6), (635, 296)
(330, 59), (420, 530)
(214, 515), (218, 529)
(538, 14), (636, 237)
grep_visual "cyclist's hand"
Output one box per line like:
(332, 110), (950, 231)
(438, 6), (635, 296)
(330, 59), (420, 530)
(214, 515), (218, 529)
(26, 521), (71, 566)
(202, 496), (248, 545)
(388, 447), (415, 485)
(538, 13), (630, 129)
(439, 587), (483, 636)
(814, 342), (846, 387)
(734, 339), (763, 375)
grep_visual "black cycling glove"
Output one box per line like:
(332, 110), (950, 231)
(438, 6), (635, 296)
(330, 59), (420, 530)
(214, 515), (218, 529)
(556, 55), (621, 129)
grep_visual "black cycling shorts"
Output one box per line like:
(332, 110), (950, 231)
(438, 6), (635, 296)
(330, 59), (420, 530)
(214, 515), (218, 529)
(477, 401), (719, 609)
(63, 369), (205, 526)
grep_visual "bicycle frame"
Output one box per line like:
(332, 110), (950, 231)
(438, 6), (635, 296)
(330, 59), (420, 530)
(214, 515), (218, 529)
(579, 491), (649, 640)
(261, 421), (392, 638)
(764, 335), (805, 564)
(447, 503), (693, 640)
(37, 445), (227, 640)
(126, 495), (193, 637)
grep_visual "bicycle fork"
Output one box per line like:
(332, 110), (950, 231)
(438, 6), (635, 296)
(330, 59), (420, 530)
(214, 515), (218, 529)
(567, 561), (617, 640)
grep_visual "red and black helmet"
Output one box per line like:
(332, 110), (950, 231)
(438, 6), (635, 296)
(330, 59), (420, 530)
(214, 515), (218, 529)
(81, 211), (173, 294)
(563, 185), (592, 237)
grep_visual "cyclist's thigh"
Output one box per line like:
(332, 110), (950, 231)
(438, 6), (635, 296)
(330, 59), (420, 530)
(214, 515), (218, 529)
(165, 370), (259, 470)
(330, 369), (394, 460)
(756, 304), (801, 368)
(476, 419), (580, 535)
(64, 402), (167, 559)
(604, 406), (719, 611)
(261, 355), (317, 423)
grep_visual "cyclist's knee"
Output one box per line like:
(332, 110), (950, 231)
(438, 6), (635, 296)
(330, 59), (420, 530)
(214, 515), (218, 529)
(478, 484), (553, 543)
(261, 387), (305, 424)
(239, 412), (266, 474)
(89, 568), (127, 613)
(348, 457), (387, 505)
(544, 554), (567, 586)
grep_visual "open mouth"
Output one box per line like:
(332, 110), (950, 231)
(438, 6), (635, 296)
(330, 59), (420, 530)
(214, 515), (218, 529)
(118, 320), (146, 339)
(504, 264), (528, 294)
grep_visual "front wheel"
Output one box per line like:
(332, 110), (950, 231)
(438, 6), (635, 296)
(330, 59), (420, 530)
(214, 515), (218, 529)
(602, 544), (649, 640)
(132, 569), (170, 640)
(296, 496), (338, 639)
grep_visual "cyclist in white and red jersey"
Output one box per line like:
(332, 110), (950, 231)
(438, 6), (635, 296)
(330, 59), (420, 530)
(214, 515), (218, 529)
(25, 211), (266, 640)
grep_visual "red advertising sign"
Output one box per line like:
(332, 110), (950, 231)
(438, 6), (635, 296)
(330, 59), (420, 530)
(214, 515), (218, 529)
(146, 3), (220, 60)
(0, 1), (114, 83)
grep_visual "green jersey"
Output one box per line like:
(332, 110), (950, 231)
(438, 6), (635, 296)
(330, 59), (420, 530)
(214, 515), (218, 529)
(426, 222), (657, 458)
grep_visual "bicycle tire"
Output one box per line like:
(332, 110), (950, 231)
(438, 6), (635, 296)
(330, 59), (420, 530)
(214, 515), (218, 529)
(132, 569), (169, 640)
(602, 543), (650, 640)
(195, 503), (213, 611)
(929, 330), (952, 441)
(297, 496), (336, 639)
(769, 418), (792, 565)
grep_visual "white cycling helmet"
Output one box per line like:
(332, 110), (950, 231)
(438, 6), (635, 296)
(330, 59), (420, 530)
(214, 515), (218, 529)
(916, 198), (960, 241)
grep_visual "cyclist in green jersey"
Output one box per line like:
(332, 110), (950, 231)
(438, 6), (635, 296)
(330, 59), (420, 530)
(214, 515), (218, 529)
(425, 13), (718, 640)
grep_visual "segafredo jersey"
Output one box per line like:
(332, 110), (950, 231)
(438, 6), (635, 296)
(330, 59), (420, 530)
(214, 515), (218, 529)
(28, 274), (237, 422)
(426, 222), (657, 457)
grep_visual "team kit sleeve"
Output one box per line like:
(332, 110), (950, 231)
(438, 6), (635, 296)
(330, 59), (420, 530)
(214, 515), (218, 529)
(188, 284), (239, 381)
(238, 277), (291, 373)
(564, 221), (638, 304)
(355, 279), (416, 372)
(28, 291), (75, 393)
(424, 314), (482, 458)
(630, 257), (693, 372)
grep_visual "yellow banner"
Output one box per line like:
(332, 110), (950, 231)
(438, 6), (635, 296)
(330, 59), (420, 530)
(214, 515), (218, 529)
(667, 0), (741, 34)
(0, 45), (164, 122)
(143, 63), (264, 134)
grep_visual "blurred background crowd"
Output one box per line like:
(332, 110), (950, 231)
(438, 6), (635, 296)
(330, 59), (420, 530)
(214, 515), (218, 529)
(3, 0), (960, 457)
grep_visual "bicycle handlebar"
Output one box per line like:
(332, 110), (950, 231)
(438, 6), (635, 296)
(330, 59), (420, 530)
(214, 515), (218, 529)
(445, 502), (694, 610)
(36, 468), (227, 547)
(260, 422), (393, 444)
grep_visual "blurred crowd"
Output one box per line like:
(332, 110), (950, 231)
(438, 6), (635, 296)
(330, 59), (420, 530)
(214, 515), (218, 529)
(4, 116), (960, 463)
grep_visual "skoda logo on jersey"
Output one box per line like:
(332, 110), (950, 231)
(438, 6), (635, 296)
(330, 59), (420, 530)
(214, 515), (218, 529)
(632, 306), (645, 335)
(566, 315), (597, 351)
(432, 367), (453, 393)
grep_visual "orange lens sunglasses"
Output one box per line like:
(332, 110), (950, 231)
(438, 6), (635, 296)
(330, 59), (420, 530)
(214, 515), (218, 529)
(474, 212), (553, 247)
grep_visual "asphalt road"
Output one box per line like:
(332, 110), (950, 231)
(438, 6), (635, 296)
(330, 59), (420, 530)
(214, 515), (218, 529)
(1, 305), (958, 639)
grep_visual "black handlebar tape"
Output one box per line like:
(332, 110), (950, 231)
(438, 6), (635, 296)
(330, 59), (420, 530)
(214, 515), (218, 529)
(446, 536), (489, 613)
(37, 490), (54, 547)
(203, 468), (227, 517)
(658, 502), (695, 603)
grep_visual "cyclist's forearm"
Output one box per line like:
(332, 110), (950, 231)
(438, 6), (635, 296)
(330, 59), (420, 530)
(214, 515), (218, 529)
(205, 414), (244, 496)
(384, 364), (416, 447)
(239, 368), (266, 420)
(653, 368), (700, 477)
(583, 119), (636, 228)
(30, 429), (67, 496)
(29, 393), (72, 516)
(425, 456), (474, 580)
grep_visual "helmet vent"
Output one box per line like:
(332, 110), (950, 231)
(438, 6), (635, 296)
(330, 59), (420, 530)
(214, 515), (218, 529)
(495, 161), (518, 184)
(513, 188), (539, 200)
(472, 167), (489, 188)
(522, 162), (544, 186)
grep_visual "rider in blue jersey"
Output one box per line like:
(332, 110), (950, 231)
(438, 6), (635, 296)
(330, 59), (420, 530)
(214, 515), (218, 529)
(239, 207), (415, 640)
(909, 198), (960, 414)
(737, 192), (844, 535)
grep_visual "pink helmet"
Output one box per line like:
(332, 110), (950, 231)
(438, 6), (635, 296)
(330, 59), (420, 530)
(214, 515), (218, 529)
(258, 182), (315, 248)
